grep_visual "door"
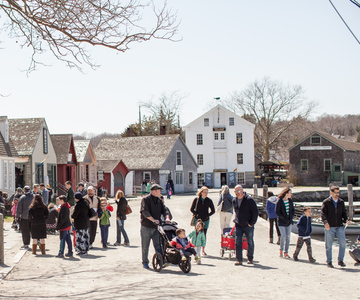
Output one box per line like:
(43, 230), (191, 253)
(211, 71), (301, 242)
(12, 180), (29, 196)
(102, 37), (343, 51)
(332, 164), (342, 181)
(221, 173), (227, 186)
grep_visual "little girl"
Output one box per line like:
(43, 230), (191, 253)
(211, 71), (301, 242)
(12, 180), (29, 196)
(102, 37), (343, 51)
(98, 198), (111, 248)
(188, 220), (206, 264)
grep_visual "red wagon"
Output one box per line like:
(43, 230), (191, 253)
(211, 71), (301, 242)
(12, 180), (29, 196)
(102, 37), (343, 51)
(220, 227), (248, 260)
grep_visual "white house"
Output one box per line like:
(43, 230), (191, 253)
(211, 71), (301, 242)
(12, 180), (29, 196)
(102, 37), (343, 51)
(183, 104), (255, 188)
(0, 116), (18, 195)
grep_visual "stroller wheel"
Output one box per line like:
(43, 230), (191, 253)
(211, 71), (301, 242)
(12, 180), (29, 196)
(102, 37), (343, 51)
(220, 249), (225, 257)
(152, 253), (163, 272)
(179, 257), (191, 274)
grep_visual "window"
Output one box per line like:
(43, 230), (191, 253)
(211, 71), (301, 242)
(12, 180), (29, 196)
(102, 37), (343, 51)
(237, 153), (243, 164)
(204, 118), (209, 126)
(197, 134), (203, 145)
(301, 159), (308, 172)
(310, 136), (321, 145)
(197, 154), (203, 165)
(86, 164), (89, 181)
(3, 161), (8, 189)
(189, 172), (193, 185)
(114, 171), (124, 187)
(229, 117), (234, 126)
(214, 133), (219, 140)
(236, 133), (243, 144)
(176, 151), (182, 165)
(236, 172), (245, 184)
(176, 172), (183, 185)
(221, 133), (225, 140)
(35, 163), (44, 184)
(197, 173), (205, 187)
(143, 172), (151, 182)
(324, 159), (331, 171)
(9, 161), (13, 190)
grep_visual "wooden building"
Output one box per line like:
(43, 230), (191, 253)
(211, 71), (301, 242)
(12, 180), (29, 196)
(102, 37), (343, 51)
(289, 131), (360, 186)
(74, 140), (97, 186)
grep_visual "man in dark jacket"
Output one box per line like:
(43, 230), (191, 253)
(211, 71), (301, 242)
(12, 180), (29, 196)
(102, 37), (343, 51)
(16, 186), (34, 249)
(140, 184), (170, 269)
(321, 186), (349, 268)
(232, 185), (258, 265)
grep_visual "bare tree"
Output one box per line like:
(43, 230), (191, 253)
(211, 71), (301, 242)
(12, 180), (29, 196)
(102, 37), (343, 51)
(1, 0), (179, 72)
(225, 77), (317, 161)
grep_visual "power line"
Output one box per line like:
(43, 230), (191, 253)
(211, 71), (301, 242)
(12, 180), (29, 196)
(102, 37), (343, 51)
(350, 0), (360, 9)
(329, 0), (360, 46)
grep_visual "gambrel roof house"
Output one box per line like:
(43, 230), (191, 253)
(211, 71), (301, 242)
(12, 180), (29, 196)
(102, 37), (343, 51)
(95, 134), (197, 195)
(9, 118), (57, 189)
(74, 140), (97, 186)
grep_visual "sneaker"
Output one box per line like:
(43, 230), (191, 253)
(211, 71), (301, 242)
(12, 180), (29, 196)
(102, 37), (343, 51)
(21, 245), (29, 250)
(122, 242), (130, 246)
(181, 256), (187, 261)
(89, 244), (93, 249)
(195, 255), (200, 261)
(247, 260), (253, 264)
(279, 251), (283, 258)
(327, 262), (334, 268)
(197, 259), (201, 265)
(102, 244), (108, 248)
(80, 252), (88, 256)
(55, 254), (64, 258)
(65, 252), (73, 258)
(309, 258), (316, 263)
(234, 261), (242, 266)
(284, 253), (291, 259)
(338, 261), (346, 267)
(143, 263), (149, 269)
(114, 242), (121, 246)
(293, 255), (299, 261)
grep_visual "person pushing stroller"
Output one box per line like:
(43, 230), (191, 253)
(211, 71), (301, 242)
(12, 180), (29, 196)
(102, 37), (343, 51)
(170, 228), (199, 261)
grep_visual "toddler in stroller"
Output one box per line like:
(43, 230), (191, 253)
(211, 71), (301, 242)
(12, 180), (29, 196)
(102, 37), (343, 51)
(152, 223), (194, 273)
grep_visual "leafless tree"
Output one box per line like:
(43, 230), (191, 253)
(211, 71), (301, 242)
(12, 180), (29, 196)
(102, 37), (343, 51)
(0, 0), (179, 72)
(225, 77), (317, 161)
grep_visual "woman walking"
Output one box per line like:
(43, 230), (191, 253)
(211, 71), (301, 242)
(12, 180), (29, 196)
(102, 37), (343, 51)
(28, 194), (49, 255)
(266, 191), (281, 244)
(190, 186), (215, 255)
(276, 187), (295, 259)
(71, 192), (90, 255)
(114, 190), (130, 246)
(217, 185), (233, 232)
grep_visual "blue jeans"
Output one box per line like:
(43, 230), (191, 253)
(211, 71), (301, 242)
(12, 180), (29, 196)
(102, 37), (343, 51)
(279, 225), (291, 253)
(325, 226), (346, 263)
(141, 225), (161, 265)
(59, 230), (72, 255)
(116, 220), (129, 244)
(235, 225), (254, 262)
(100, 225), (109, 246)
(166, 189), (171, 199)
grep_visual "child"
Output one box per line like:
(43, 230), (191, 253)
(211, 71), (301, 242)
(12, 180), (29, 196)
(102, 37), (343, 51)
(293, 207), (316, 263)
(170, 228), (198, 261)
(55, 195), (73, 258)
(98, 198), (111, 248)
(188, 220), (206, 264)
(11, 198), (19, 230)
(46, 203), (59, 234)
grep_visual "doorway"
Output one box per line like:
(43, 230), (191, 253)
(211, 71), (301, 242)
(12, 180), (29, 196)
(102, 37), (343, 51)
(221, 173), (227, 186)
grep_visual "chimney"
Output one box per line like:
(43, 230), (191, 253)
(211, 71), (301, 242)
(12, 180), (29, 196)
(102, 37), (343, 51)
(126, 127), (133, 137)
(160, 125), (166, 135)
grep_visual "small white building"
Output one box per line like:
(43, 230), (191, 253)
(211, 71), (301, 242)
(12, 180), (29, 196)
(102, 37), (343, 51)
(0, 116), (18, 195)
(183, 104), (255, 188)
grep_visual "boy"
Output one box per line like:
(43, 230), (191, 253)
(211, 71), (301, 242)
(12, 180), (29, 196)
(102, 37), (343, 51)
(98, 198), (111, 248)
(56, 195), (73, 258)
(170, 228), (198, 261)
(293, 207), (316, 263)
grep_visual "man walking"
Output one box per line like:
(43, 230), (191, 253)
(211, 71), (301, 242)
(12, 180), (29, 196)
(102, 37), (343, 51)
(84, 186), (100, 248)
(140, 184), (170, 269)
(40, 183), (49, 205)
(232, 185), (258, 265)
(16, 186), (34, 249)
(77, 182), (87, 197)
(321, 186), (349, 268)
(65, 181), (75, 207)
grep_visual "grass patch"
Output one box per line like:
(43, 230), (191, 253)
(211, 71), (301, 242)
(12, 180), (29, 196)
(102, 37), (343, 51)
(4, 216), (14, 223)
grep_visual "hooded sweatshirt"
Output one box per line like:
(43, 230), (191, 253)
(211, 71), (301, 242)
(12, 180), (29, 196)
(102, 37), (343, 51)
(57, 202), (72, 231)
(266, 196), (279, 219)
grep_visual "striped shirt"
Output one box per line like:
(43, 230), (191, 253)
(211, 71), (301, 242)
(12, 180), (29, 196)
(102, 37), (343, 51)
(284, 200), (289, 215)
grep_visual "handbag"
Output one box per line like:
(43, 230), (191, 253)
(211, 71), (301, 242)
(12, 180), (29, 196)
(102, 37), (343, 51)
(190, 197), (199, 226)
(125, 204), (132, 215)
(88, 208), (97, 218)
(222, 195), (233, 212)
(169, 190), (172, 196)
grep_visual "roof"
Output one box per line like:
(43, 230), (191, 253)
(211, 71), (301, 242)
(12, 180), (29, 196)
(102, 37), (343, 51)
(74, 140), (91, 162)
(9, 118), (45, 156)
(97, 160), (120, 172)
(289, 131), (360, 152)
(0, 132), (18, 158)
(183, 104), (255, 129)
(95, 135), (180, 170)
(51, 134), (73, 164)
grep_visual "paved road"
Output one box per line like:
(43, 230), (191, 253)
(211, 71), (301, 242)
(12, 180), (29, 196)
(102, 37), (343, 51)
(1, 191), (360, 299)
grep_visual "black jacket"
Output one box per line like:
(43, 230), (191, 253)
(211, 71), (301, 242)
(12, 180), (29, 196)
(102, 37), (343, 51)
(140, 194), (168, 228)
(28, 205), (49, 225)
(321, 197), (347, 227)
(276, 198), (295, 227)
(116, 197), (127, 221)
(232, 192), (258, 227)
(190, 197), (215, 222)
(71, 199), (90, 230)
(57, 203), (72, 230)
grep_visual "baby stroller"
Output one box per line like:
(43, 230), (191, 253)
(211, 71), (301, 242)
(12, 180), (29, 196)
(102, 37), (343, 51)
(152, 221), (192, 273)
(220, 227), (247, 260)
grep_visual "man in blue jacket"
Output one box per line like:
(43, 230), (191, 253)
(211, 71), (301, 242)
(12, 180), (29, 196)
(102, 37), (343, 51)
(233, 185), (258, 265)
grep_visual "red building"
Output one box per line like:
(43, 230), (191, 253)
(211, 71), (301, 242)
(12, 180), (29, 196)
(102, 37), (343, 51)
(97, 160), (129, 197)
(51, 134), (78, 191)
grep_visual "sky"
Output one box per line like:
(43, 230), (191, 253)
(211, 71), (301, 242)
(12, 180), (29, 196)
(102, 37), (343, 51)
(1, 0), (360, 135)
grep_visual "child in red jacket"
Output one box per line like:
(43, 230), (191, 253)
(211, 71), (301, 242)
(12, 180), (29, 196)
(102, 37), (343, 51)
(170, 228), (199, 261)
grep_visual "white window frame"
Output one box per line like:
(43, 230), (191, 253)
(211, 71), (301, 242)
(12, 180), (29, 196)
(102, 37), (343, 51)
(204, 118), (209, 127)
(237, 153), (243, 164)
(236, 172), (245, 184)
(197, 134), (203, 145)
(4, 160), (8, 189)
(188, 172), (193, 185)
(143, 172), (151, 182)
(229, 117), (234, 126)
(236, 133), (243, 144)
(197, 154), (203, 165)
(176, 151), (182, 165)
(221, 132), (225, 140)
(214, 133), (219, 140)
(176, 172), (183, 185)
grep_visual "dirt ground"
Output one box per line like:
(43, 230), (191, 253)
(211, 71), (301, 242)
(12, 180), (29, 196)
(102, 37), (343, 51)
(1, 191), (360, 299)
